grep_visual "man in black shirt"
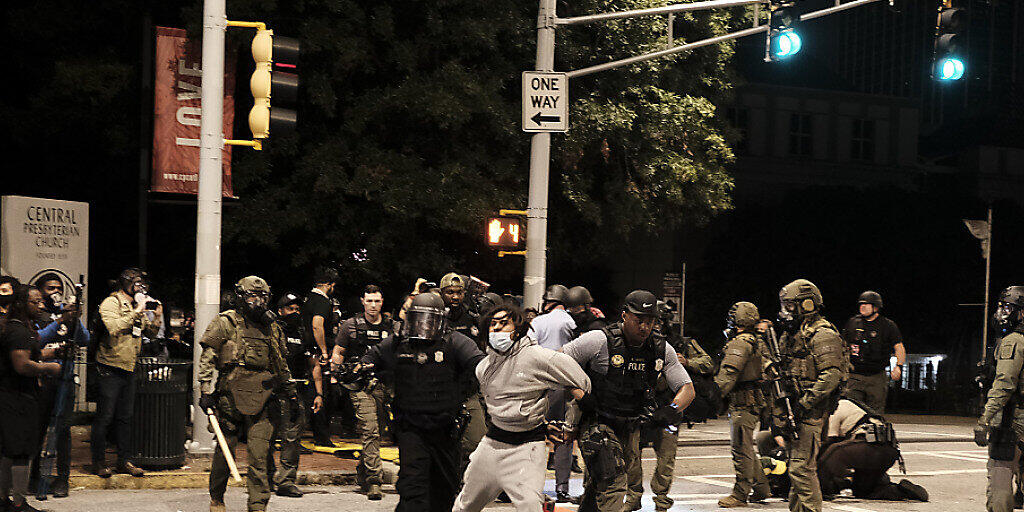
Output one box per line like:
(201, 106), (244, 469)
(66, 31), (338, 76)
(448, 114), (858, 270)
(303, 267), (337, 446)
(439, 273), (478, 340)
(271, 293), (322, 498)
(842, 291), (905, 413)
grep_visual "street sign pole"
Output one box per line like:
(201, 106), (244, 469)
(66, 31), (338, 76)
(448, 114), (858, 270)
(982, 205), (992, 359)
(523, 0), (557, 309)
(191, 0), (226, 454)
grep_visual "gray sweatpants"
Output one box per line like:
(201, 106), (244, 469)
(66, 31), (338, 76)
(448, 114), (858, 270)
(452, 437), (548, 512)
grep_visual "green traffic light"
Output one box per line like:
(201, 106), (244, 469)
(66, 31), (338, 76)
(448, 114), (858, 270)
(771, 30), (802, 59)
(936, 57), (965, 80)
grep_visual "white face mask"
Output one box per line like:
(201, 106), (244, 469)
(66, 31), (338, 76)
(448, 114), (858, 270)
(488, 331), (514, 353)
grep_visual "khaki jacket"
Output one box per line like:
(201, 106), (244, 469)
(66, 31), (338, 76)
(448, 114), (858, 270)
(97, 291), (159, 372)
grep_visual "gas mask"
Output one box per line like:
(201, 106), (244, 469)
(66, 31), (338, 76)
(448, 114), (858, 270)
(993, 302), (1022, 335)
(778, 300), (801, 334)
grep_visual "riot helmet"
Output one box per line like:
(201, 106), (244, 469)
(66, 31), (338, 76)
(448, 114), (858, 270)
(725, 301), (759, 339)
(236, 276), (273, 323)
(993, 286), (1024, 334)
(477, 292), (504, 314)
(543, 284), (570, 308)
(402, 292), (446, 342)
(566, 286), (594, 310)
(778, 279), (823, 332)
(858, 290), (883, 309)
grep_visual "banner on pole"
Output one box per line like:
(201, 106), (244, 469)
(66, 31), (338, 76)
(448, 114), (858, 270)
(151, 26), (235, 196)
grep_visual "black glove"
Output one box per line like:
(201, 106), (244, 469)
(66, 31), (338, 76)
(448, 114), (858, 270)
(975, 424), (990, 447)
(262, 375), (284, 392)
(199, 393), (217, 412)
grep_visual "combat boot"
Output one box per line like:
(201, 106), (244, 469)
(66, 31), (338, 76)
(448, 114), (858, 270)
(749, 486), (770, 502)
(210, 500), (226, 512)
(367, 484), (383, 501)
(897, 479), (929, 502)
(717, 495), (747, 508)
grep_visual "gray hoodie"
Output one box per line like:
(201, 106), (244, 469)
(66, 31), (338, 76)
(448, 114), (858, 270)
(476, 334), (591, 433)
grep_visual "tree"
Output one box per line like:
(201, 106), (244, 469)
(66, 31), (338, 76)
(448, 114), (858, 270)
(221, 0), (740, 293)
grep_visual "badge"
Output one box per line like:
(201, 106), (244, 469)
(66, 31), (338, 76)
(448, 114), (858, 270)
(654, 358), (663, 371)
(57, 324), (69, 337)
(416, 352), (428, 364)
(435, 351), (445, 363)
(870, 331), (877, 338)
(611, 354), (625, 367)
(132, 325), (143, 337)
(471, 326), (479, 337)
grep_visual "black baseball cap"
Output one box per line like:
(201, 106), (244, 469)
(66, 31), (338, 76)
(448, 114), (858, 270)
(623, 290), (658, 316)
(277, 293), (302, 309)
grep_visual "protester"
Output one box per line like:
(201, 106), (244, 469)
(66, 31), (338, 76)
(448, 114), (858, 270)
(0, 276), (18, 316)
(0, 284), (61, 512)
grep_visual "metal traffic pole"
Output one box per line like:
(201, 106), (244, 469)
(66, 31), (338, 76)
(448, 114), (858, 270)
(191, 0), (226, 454)
(981, 204), (992, 359)
(523, 0), (557, 309)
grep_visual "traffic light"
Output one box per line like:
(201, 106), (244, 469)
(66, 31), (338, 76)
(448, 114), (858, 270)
(767, 1), (803, 61)
(932, 1), (966, 80)
(249, 29), (300, 138)
(486, 216), (525, 250)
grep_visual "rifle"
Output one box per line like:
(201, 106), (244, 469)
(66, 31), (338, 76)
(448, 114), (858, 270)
(37, 275), (84, 500)
(761, 324), (803, 441)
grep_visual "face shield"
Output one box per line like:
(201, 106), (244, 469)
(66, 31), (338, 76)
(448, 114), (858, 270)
(402, 306), (445, 342)
(240, 290), (270, 313)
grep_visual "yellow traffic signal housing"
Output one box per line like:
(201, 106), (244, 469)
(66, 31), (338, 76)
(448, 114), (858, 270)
(486, 216), (525, 250)
(247, 28), (299, 139)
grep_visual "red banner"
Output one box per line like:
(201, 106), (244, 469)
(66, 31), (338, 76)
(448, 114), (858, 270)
(151, 26), (235, 196)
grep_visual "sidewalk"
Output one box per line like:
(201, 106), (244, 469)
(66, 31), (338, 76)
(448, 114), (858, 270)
(67, 426), (393, 491)
(68, 414), (975, 490)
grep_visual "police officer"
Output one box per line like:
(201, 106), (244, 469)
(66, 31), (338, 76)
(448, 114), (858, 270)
(198, 276), (298, 512)
(437, 273), (487, 480)
(271, 293), (323, 498)
(976, 285), (1024, 512)
(331, 284), (395, 500)
(772, 279), (847, 512)
(562, 290), (695, 512)
(626, 302), (714, 511)
(567, 286), (606, 337)
(842, 291), (905, 413)
(715, 302), (771, 508)
(358, 292), (484, 511)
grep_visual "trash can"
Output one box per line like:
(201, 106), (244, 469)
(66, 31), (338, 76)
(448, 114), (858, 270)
(131, 358), (192, 468)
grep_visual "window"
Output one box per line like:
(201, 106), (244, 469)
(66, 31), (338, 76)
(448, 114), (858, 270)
(725, 107), (749, 155)
(789, 113), (812, 157)
(851, 118), (875, 161)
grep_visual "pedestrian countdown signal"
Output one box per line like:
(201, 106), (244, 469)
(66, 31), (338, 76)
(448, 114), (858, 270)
(486, 217), (524, 250)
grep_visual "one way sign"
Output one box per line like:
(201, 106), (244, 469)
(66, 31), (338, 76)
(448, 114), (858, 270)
(522, 71), (568, 133)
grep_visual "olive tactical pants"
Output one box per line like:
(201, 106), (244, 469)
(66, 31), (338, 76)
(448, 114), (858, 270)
(353, 383), (388, 486)
(625, 425), (678, 511)
(786, 417), (824, 512)
(209, 396), (275, 511)
(579, 419), (640, 512)
(845, 372), (889, 413)
(729, 407), (770, 502)
(986, 428), (1020, 512)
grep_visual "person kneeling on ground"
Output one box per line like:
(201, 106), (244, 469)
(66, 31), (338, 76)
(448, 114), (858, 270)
(757, 398), (928, 502)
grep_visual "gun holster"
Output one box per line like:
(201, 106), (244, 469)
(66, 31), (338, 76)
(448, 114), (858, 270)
(989, 427), (1017, 461)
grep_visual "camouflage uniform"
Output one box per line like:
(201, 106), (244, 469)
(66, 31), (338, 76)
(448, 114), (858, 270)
(773, 280), (847, 512)
(199, 277), (296, 512)
(979, 286), (1024, 512)
(715, 302), (770, 507)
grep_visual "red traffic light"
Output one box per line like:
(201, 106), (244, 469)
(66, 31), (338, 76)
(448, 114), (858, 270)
(486, 217), (524, 249)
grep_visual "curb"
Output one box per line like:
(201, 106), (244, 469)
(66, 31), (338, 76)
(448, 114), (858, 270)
(69, 463), (398, 490)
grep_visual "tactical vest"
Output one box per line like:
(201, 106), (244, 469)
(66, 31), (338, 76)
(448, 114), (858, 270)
(216, 310), (280, 372)
(587, 323), (665, 420)
(392, 335), (462, 415)
(722, 332), (764, 407)
(847, 316), (890, 374)
(278, 322), (309, 379)
(784, 316), (848, 413)
(217, 310), (284, 415)
(348, 316), (395, 360)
